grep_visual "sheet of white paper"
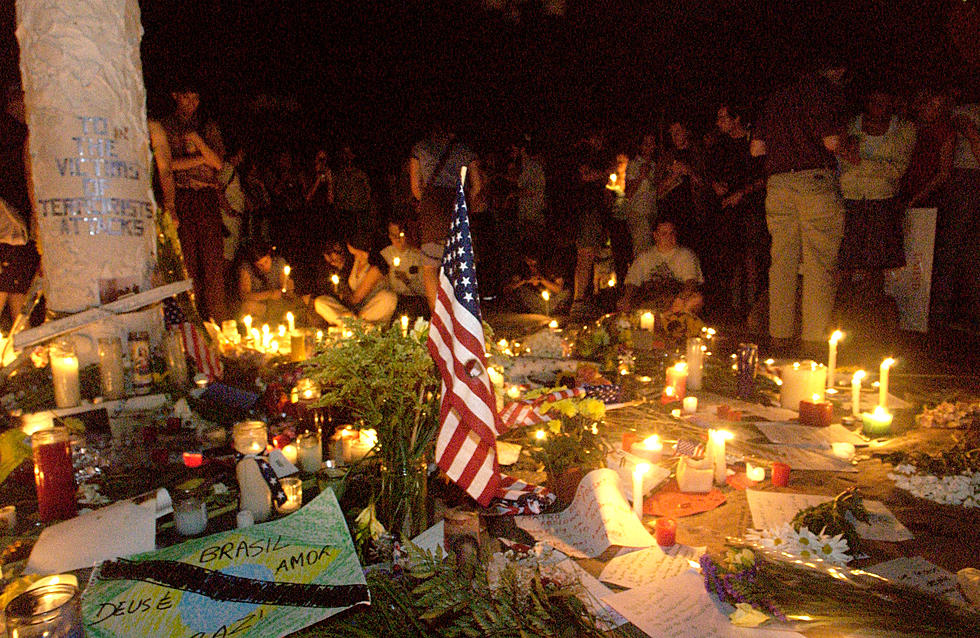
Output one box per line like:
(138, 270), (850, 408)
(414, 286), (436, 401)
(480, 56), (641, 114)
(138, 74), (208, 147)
(515, 469), (655, 558)
(410, 520), (445, 556)
(751, 445), (858, 472)
(606, 448), (671, 502)
(699, 393), (801, 421)
(267, 448), (299, 477)
(599, 544), (705, 589)
(840, 390), (911, 413)
(867, 556), (966, 604)
(603, 571), (805, 638)
(543, 559), (628, 631)
(496, 441), (522, 466)
(745, 490), (913, 542)
(754, 423), (866, 448)
(26, 501), (155, 574)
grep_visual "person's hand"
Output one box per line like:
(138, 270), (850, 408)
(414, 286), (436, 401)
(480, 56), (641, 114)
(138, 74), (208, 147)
(721, 191), (744, 208)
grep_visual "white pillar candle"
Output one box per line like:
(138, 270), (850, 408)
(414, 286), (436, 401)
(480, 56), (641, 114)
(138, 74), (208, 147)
(707, 429), (732, 485)
(400, 315), (409, 337)
(685, 337), (705, 391)
(682, 396), (698, 414)
(851, 370), (866, 417)
(50, 346), (80, 409)
(639, 311), (655, 331)
(633, 463), (649, 518)
(827, 330), (843, 390)
(879, 357), (895, 409)
(779, 361), (827, 409)
(286, 312), (295, 334)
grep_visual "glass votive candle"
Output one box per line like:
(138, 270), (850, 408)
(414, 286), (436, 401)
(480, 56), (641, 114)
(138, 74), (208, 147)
(233, 421), (268, 455)
(771, 462), (791, 487)
(682, 396), (698, 414)
(745, 462), (766, 482)
(655, 517), (676, 547)
(4, 582), (83, 638)
(49, 339), (80, 409)
(97, 337), (125, 400)
(278, 477), (302, 514)
(31, 426), (77, 522)
(296, 431), (323, 474)
(173, 491), (208, 536)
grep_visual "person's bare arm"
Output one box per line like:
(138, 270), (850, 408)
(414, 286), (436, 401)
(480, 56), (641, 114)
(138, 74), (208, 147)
(185, 131), (223, 171)
(350, 266), (384, 306)
(409, 157), (422, 201)
(909, 135), (955, 207)
(148, 120), (175, 211)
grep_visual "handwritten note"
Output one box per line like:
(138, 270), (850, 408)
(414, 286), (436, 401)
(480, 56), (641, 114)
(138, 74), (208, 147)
(867, 556), (966, 604)
(603, 571), (805, 638)
(599, 544), (705, 589)
(745, 489), (913, 542)
(751, 445), (858, 472)
(515, 469), (655, 558)
(543, 560), (627, 631)
(754, 423), (866, 449)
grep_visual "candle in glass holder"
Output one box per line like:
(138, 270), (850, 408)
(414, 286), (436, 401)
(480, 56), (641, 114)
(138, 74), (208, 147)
(745, 462), (766, 482)
(290, 330), (308, 362)
(634, 435), (663, 463)
(682, 396), (698, 414)
(862, 405), (893, 436)
(686, 337), (705, 390)
(97, 337), (125, 400)
(632, 463), (649, 518)
(639, 311), (655, 331)
(851, 370), (866, 417)
(878, 357), (895, 409)
(779, 361), (826, 410)
(655, 517), (676, 547)
(665, 362), (688, 399)
(278, 477), (302, 514)
(49, 340), (80, 409)
(281, 443), (298, 465)
(233, 420), (268, 455)
(297, 431), (323, 473)
(31, 427), (77, 522)
(174, 491), (208, 536)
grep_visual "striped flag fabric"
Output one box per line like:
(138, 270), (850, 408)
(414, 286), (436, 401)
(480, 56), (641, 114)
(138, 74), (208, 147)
(163, 298), (223, 380)
(499, 387), (585, 429)
(426, 168), (503, 506)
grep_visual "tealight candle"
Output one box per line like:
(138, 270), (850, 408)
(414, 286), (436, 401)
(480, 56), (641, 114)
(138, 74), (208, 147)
(827, 330), (843, 390)
(745, 462), (765, 482)
(798, 393), (833, 427)
(640, 311), (655, 331)
(278, 477), (302, 514)
(879, 357), (895, 409)
(682, 396), (698, 414)
(634, 435), (663, 463)
(862, 405), (893, 436)
(655, 517), (676, 547)
(851, 370), (866, 417)
(633, 463), (649, 518)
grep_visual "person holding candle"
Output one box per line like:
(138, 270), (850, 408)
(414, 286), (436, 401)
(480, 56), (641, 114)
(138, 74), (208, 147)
(503, 241), (570, 315)
(235, 241), (296, 323)
(381, 219), (426, 299)
(313, 232), (397, 327)
(617, 219), (704, 315)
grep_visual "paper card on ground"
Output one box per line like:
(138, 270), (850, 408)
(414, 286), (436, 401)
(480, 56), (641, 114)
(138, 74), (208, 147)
(515, 469), (654, 558)
(606, 448), (671, 502)
(867, 556), (966, 604)
(752, 445), (858, 472)
(496, 441), (522, 466)
(599, 544), (705, 589)
(81, 490), (368, 638)
(603, 570), (805, 638)
(409, 520), (445, 557)
(840, 391), (911, 414)
(26, 501), (155, 574)
(754, 423), (866, 448)
(698, 393), (801, 422)
(746, 490), (913, 542)
(542, 559), (628, 631)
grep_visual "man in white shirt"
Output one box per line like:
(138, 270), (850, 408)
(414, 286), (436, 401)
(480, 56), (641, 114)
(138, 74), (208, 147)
(617, 219), (704, 314)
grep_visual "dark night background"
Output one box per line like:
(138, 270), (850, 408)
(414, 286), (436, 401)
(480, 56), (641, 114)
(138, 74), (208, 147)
(2, 1), (978, 171)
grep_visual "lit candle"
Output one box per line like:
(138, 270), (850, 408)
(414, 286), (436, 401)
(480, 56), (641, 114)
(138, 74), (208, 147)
(535, 428), (546, 441)
(232, 421), (268, 456)
(707, 429), (732, 485)
(400, 315), (409, 337)
(315, 329), (324, 342)
(330, 273), (340, 294)
(282, 264), (291, 293)
(50, 343), (80, 409)
(281, 443), (298, 466)
(862, 405), (894, 436)
(879, 357), (895, 409)
(393, 256), (401, 268)
(851, 370), (866, 417)
(506, 384), (521, 399)
(682, 396), (698, 414)
(778, 361), (827, 410)
(250, 328), (260, 346)
(771, 462), (791, 487)
(286, 312), (295, 333)
(827, 330), (843, 391)
(639, 311), (655, 331)
(296, 431), (322, 473)
(242, 314), (252, 335)
(745, 462), (765, 482)
(665, 362), (688, 399)
(277, 477), (302, 514)
(548, 319), (559, 330)
(633, 463), (650, 518)
(655, 517), (676, 547)
(686, 337), (704, 391)
(798, 393), (833, 427)
(182, 452), (203, 468)
(541, 289), (550, 314)
(634, 435), (663, 463)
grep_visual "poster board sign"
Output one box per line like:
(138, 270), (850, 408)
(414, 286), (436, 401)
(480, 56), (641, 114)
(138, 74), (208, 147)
(884, 207), (936, 332)
(81, 490), (369, 638)
(17, 0), (158, 313)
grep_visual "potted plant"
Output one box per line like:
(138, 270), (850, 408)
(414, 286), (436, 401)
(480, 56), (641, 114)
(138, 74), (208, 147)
(304, 319), (440, 538)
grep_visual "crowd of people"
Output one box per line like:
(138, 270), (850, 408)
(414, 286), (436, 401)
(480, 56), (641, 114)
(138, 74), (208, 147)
(3, 58), (977, 356)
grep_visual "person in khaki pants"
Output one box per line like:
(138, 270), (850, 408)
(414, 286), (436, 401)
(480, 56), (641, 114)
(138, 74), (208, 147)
(751, 56), (854, 354)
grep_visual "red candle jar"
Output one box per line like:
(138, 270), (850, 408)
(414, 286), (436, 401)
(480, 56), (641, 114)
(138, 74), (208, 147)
(798, 399), (833, 427)
(655, 517), (677, 547)
(31, 427), (77, 522)
(182, 452), (204, 468)
(622, 432), (637, 453)
(772, 462), (791, 487)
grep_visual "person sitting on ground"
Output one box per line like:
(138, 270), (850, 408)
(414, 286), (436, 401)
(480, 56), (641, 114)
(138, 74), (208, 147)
(313, 232), (397, 326)
(503, 243), (570, 315)
(616, 219), (704, 314)
(236, 241), (294, 322)
(380, 218), (427, 318)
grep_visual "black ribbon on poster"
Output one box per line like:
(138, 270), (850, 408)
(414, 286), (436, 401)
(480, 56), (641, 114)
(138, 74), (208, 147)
(96, 558), (370, 609)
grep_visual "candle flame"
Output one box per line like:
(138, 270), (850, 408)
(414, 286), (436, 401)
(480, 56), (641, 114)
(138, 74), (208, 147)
(664, 386), (675, 397)
(541, 289), (550, 301)
(829, 330), (843, 344)
(283, 265), (290, 276)
(853, 370), (866, 381)
(393, 256), (401, 267)
(642, 435), (661, 450)
(286, 311), (294, 323)
(872, 405), (891, 418)
(330, 273), (340, 286)
(812, 393), (822, 402)
(881, 357), (895, 369)
(548, 319), (559, 329)
(634, 462), (650, 476)
(535, 429), (546, 441)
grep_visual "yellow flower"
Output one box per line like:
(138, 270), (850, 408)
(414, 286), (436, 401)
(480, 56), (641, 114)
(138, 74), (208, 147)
(579, 398), (606, 420)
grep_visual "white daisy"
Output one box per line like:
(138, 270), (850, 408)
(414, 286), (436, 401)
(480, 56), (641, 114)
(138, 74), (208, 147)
(814, 532), (851, 565)
(793, 527), (820, 561)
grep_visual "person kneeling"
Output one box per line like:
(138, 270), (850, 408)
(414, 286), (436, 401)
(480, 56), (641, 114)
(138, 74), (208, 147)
(617, 219), (704, 314)
(313, 233), (397, 326)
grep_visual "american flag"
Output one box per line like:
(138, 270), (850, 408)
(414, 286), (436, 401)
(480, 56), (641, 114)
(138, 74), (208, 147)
(499, 387), (585, 428)
(163, 298), (223, 380)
